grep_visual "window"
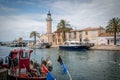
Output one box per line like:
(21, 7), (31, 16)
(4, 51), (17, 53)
(69, 32), (71, 38)
(85, 31), (88, 35)
(21, 52), (29, 58)
(74, 32), (76, 38)
(79, 34), (82, 37)
(58, 39), (61, 42)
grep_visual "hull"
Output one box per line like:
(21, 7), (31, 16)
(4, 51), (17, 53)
(59, 45), (89, 51)
(8, 75), (46, 80)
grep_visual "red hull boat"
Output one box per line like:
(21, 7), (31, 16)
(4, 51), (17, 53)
(8, 75), (46, 80)
(6, 48), (48, 80)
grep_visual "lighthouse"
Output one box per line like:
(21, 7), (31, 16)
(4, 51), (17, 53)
(46, 11), (52, 34)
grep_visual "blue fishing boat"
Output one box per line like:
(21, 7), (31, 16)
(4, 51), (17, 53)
(59, 41), (90, 51)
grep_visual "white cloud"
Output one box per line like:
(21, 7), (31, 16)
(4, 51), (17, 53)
(0, 14), (47, 41)
(51, 0), (120, 29)
(0, 0), (120, 41)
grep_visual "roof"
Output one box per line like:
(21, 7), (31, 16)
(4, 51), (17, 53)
(99, 33), (114, 37)
(54, 26), (105, 33)
(99, 32), (120, 37)
(78, 27), (105, 31)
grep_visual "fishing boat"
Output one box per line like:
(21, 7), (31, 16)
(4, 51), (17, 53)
(59, 41), (90, 51)
(1, 48), (53, 80)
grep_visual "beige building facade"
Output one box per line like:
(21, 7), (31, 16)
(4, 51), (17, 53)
(81, 27), (105, 45)
(53, 27), (105, 46)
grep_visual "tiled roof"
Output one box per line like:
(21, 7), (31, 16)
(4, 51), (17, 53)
(99, 33), (114, 37)
(79, 27), (105, 31)
(54, 27), (105, 33)
(99, 33), (120, 37)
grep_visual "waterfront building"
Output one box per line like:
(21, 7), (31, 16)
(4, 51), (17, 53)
(98, 33), (120, 45)
(65, 30), (82, 42)
(54, 27), (72, 45)
(53, 26), (105, 46)
(38, 11), (106, 46)
(80, 27), (105, 45)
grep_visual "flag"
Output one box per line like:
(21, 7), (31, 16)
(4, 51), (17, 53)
(57, 55), (63, 65)
(47, 72), (55, 80)
(57, 55), (67, 74)
(62, 62), (67, 74)
(41, 64), (48, 74)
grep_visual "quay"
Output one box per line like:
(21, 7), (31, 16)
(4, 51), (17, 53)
(90, 45), (120, 51)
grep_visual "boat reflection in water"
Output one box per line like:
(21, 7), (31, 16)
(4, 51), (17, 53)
(0, 46), (120, 80)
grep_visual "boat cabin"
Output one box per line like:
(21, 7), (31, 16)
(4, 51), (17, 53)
(8, 49), (33, 76)
(64, 41), (81, 46)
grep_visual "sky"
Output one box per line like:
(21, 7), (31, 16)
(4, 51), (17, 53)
(0, 0), (120, 41)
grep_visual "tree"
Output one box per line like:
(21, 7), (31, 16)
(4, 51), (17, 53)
(30, 31), (40, 45)
(57, 20), (72, 42)
(106, 17), (120, 45)
(18, 37), (23, 43)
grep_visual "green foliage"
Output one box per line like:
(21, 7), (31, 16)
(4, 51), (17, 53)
(56, 19), (73, 42)
(106, 17), (120, 33)
(106, 17), (120, 45)
(30, 31), (40, 45)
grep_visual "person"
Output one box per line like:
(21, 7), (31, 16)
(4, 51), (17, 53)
(8, 51), (12, 68)
(57, 55), (63, 65)
(0, 57), (3, 65)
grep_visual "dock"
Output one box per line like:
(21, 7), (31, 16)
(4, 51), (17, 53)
(90, 45), (120, 51)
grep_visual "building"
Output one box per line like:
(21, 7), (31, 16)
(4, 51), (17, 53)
(39, 11), (54, 45)
(54, 27), (72, 45)
(53, 26), (105, 46)
(39, 11), (106, 46)
(98, 33), (120, 45)
(80, 27), (105, 45)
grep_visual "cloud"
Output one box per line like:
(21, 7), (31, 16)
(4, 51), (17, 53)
(0, 5), (17, 12)
(0, 0), (120, 41)
(0, 14), (47, 41)
(51, 0), (120, 28)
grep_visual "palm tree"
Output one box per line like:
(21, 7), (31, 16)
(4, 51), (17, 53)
(57, 20), (72, 42)
(106, 17), (120, 45)
(30, 31), (40, 45)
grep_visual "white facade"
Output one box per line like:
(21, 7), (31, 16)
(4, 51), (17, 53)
(98, 36), (120, 45)
(39, 34), (48, 42)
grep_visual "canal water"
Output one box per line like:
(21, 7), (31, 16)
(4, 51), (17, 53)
(0, 46), (120, 80)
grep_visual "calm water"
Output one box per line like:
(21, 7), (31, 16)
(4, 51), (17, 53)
(0, 46), (120, 80)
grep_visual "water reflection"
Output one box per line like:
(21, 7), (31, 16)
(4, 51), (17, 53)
(0, 46), (120, 80)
